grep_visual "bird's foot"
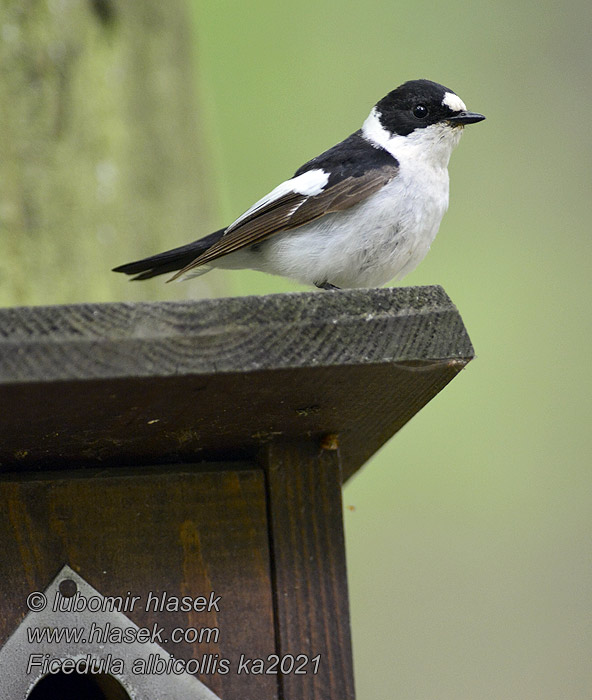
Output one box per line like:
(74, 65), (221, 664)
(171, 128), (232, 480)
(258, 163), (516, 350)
(315, 281), (341, 291)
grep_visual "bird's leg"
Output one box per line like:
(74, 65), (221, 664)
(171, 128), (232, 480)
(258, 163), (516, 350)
(315, 281), (341, 291)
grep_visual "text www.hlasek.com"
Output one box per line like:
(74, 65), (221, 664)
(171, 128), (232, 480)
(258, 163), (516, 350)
(27, 622), (218, 646)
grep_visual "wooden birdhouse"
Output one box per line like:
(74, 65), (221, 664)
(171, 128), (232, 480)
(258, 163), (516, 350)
(0, 286), (473, 699)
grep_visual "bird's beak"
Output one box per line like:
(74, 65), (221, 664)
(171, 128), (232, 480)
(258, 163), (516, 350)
(447, 111), (486, 125)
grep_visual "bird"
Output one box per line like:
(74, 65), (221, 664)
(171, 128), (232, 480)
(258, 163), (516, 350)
(113, 79), (484, 290)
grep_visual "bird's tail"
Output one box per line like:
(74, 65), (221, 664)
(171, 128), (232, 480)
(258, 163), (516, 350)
(112, 229), (225, 281)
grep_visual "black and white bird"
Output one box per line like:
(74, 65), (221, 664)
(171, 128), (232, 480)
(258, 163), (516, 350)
(113, 79), (484, 289)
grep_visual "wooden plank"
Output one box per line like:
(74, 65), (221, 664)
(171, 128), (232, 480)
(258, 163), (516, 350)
(0, 466), (278, 700)
(262, 439), (355, 700)
(0, 287), (471, 382)
(0, 287), (474, 481)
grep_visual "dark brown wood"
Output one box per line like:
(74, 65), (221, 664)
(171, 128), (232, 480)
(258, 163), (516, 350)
(262, 440), (355, 700)
(0, 288), (475, 699)
(0, 286), (474, 481)
(0, 466), (278, 700)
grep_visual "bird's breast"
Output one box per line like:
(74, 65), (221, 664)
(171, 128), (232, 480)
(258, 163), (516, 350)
(242, 162), (450, 288)
(332, 164), (450, 285)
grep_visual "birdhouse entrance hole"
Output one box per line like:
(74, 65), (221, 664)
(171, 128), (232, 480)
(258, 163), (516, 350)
(28, 671), (131, 700)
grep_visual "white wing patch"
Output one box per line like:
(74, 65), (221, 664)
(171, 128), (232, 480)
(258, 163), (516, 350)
(226, 169), (329, 233)
(442, 91), (467, 112)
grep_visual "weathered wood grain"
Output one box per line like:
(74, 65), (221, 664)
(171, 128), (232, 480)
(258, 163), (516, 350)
(262, 440), (355, 700)
(0, 287), (474, 481)
(0, 286), (471, 380)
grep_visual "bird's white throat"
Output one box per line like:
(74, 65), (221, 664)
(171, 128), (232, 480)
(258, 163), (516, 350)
(361, 107), (463, 171)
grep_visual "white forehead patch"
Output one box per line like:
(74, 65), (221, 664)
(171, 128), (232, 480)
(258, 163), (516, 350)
(442, 91), (467, 112)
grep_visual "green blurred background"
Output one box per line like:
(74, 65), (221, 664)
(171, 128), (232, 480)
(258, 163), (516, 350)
(2, 0), (591, 697)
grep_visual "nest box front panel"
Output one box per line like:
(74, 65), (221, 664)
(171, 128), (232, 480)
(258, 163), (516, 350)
(0, 467), (277, 700)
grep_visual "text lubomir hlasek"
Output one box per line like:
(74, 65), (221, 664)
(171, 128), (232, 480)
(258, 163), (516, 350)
(52, 590), (221, 614)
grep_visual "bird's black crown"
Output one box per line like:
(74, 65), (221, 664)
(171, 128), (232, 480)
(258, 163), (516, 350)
(375, 79), (462, 136)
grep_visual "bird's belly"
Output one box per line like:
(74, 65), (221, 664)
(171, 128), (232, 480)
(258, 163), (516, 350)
(252, 171), (449, 287)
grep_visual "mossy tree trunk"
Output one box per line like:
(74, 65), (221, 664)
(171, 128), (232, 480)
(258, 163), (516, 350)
(0, 0), (215, 306)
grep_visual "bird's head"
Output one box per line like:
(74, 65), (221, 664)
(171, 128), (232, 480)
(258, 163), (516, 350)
(362, 79), (485, 166)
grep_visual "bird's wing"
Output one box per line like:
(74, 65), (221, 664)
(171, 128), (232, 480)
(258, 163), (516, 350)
(169, 132), (398, 280)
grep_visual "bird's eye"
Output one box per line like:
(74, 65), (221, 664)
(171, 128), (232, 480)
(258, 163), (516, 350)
(413, 104), (428, 119)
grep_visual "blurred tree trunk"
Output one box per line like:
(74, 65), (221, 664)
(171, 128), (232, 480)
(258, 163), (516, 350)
(0, 0), (216, 306)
